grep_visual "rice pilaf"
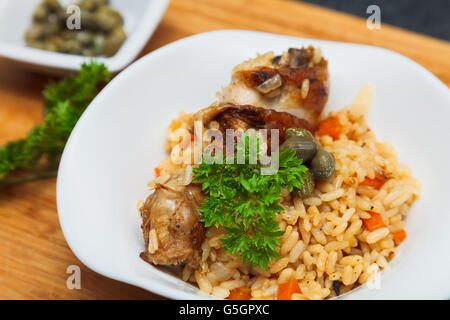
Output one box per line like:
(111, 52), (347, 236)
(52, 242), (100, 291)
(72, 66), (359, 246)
(148, 85), (420, 300)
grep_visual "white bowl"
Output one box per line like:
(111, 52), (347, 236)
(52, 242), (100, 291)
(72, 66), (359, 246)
(57, 30), (450, 300)
(0, 0), (169, 75)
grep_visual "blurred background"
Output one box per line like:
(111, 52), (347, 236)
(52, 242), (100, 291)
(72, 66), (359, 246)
(301, 0), (450, 41)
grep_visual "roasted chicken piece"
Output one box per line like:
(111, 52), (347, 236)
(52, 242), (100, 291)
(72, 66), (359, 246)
(194, 102), (315, 144)
(140, 169), (205, 268)
(141, 47), (329, 270)
(219, 46), (329, 129)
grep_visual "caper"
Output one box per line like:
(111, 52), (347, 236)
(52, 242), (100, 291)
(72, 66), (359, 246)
(293, 170), (315, 199)
(27, 41), (46, 50)
(32, 3), (48, 22)
(93, 34), (106, 55)
(60, 39), (82, 54)
(24, 24), (45, 42)
(80, 10), (99, 30)
(95, 5), (124, 32)
(41, 21), (61, 38)
(282, 136), (318, 162)
(76, 31), (94, 45)
(310, 147), (335, 180)
(43, 0), (62, 13)
(54, 4), (67, 23)
(288, 48), (309, 68)
(81, 48), (96, 57)
(78, 0), (93, 11)
(285, 127), (314, 140)
(61, 30), (75, 40)
(45, 36), (64, 51)
(42, 40), (57, 52)
(103, 26), (126, 57)
(79, 0), (108, 11)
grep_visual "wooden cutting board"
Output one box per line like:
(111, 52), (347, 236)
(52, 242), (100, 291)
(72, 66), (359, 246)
(0, 0), (449, 299)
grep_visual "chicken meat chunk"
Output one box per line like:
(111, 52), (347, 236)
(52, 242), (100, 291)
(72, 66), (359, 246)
(140, 169), (205, 268)
(219, 46), (329, 129)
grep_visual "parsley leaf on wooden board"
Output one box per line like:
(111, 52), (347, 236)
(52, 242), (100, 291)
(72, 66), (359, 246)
(0, 62), (110, 188)
(193, 134), (308, 270)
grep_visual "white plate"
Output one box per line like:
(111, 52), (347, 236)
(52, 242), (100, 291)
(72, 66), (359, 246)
(57, 30), (450, 299)
(0, 0), (169, 75)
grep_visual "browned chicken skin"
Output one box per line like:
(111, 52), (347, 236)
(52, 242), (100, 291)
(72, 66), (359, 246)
(219, 46), (329, 130)
(194, 102), (315, 144)
(140, 170), (205, 268)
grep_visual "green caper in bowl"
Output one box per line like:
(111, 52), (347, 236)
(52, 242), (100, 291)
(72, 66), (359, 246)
(24, 0), (127, 57)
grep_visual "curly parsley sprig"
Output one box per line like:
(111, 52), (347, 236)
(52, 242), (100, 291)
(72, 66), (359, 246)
(0, 62), (110, 187)
(193, 134), (308, 270)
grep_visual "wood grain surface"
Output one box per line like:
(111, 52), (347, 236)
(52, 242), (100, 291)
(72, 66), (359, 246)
(0, 0), (449, 300)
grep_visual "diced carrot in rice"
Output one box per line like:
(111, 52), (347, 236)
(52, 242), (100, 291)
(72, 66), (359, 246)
(229, 287), (251, 300)
(362, 211), (385, 232)
(392, 229), (407, 244)
(277, 280), (301, 300)
(317, 117), (342, 140)
(360, 176), (386, 189)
